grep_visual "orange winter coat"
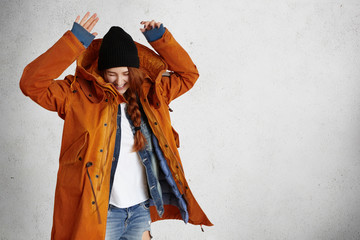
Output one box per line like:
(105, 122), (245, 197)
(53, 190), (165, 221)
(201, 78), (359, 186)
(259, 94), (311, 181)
(20, 28), (212, 239)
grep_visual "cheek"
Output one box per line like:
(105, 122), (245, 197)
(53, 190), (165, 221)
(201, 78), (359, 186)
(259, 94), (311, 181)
(105, 76), (116, 83)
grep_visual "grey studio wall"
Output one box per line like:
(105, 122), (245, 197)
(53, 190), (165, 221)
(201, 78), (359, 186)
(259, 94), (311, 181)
(1, 0), (360, 239)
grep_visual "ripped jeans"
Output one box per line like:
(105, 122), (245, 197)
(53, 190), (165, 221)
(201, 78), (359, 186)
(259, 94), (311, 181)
(105, 199), (151, 240)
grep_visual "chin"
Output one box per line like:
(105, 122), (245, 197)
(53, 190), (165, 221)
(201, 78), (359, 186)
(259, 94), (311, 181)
(118, 88), (129, 95)
(114, 84), (129, 95)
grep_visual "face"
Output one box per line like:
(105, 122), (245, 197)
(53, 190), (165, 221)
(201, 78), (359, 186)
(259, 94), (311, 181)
(104, 67), (130, 95)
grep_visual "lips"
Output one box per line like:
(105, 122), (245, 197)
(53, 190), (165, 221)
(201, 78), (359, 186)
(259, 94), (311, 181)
(115, 83), (126, 90)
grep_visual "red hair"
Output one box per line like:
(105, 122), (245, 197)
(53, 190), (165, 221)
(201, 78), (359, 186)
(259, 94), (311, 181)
(123, 67), (147, 151)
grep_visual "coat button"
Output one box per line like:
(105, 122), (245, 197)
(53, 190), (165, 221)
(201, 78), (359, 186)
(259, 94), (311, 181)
(105, 99), (108, 102)
(78, 157), (82, 161)
(104, 123), (107, 126)
(89, 94), (92, 97)
(72, 90), (77, 93)
(165, 144), (168, 148)
(154, 122), (158, 125)
(95, 175), (99, 178)
(100, 149), (103, 152)
(92, 201), (95, 205)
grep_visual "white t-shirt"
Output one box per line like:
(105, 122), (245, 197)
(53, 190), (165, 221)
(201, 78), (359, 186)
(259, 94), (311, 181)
(109, 103), (149, 208)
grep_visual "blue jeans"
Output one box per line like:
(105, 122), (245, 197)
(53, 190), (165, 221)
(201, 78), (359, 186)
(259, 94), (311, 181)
(105, 200), (151, 240)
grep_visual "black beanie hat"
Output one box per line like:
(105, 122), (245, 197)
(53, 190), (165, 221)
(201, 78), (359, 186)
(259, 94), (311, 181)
(98, 26), (139, 70)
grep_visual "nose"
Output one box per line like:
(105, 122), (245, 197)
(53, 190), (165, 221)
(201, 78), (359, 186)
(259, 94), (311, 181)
(116, 76), (127, 85)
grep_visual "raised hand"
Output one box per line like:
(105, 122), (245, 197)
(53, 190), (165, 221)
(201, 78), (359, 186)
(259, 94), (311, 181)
(140, 20), (162, 32)
(75, 12), (99, 36)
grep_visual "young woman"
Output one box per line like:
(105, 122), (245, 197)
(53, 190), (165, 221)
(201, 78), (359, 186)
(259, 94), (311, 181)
(20, 12), (212, 240)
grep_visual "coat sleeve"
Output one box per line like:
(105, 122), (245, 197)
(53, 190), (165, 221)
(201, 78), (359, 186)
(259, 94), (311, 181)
(19, 30), (85, 116)
(149, 29), (199, 104)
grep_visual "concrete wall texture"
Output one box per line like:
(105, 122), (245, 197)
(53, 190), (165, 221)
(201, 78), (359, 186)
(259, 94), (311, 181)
(1, 0), (360, 239)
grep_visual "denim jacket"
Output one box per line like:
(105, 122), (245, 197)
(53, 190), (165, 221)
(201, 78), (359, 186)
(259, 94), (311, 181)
(109, 103), (189, 223)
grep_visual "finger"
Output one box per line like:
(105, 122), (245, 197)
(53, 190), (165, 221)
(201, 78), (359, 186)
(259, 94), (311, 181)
(92, 32), (98, 37)
(149, 20), (156, 29)
(143, 22), (150, 31)
(83, 13), (97, 29)
(87, 17), (99, 32)
(142, 21), (150, 30)
(79, 11), (90, 26)
(145, 22), (153, 31)
(140, 21), (153, 32)
(155, 22), (162, 28)
(75, 15), (80, 23)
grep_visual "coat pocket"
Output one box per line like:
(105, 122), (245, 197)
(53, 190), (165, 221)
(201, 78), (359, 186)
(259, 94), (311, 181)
(58, 131), (89, 191)
(59, 131), (89, 166)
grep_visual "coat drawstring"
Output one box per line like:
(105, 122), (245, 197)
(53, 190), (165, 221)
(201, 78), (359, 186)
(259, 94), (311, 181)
(86, 162), (102, 224)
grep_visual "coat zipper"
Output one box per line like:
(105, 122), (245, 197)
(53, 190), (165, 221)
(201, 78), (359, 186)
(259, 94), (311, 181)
(99, 93), (114, 191)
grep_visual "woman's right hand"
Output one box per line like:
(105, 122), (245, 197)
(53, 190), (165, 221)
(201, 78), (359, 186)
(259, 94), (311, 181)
(75, 12), (99, 36)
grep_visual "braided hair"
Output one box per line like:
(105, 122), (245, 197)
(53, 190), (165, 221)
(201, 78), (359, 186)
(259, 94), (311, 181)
(123, 67), (147, 151)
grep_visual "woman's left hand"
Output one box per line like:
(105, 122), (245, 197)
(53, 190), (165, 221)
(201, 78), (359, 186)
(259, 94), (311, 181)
(140, 20), (162, 32)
